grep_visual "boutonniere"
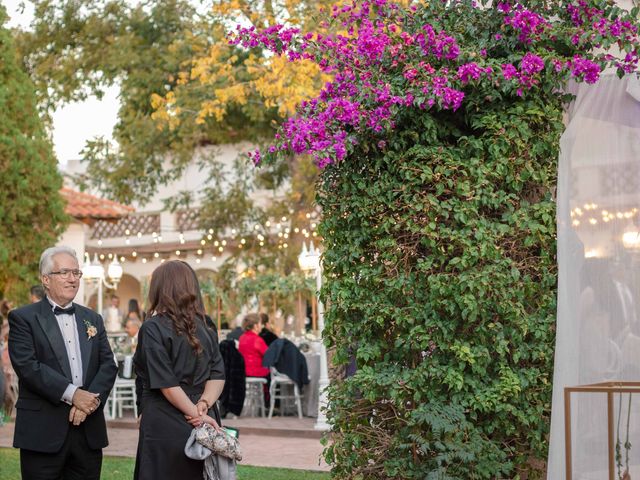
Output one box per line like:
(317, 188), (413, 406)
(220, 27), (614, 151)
(84, 319), (97, 339)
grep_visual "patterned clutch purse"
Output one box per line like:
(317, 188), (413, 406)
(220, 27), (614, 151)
(195, 424), (242, 461)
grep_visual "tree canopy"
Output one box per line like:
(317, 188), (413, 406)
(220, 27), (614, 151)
(0, 4), (67, 301)
(14, 0), (330, 277)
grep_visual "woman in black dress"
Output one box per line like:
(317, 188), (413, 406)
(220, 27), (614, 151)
(133, 260), (225, 480)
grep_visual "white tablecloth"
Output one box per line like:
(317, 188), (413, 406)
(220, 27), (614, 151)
(302, 352), (320, 417)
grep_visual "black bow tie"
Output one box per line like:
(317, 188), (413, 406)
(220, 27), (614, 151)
(53, 305), (75, 316)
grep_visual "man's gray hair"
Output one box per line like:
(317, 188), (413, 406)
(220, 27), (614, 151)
(126, 318), (142, 328)
(40, 246), (79, 275)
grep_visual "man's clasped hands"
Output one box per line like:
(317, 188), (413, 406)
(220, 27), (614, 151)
(68, 389), (101, 426)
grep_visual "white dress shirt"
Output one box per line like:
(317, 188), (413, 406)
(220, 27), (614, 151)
(48, 297), (83, 404)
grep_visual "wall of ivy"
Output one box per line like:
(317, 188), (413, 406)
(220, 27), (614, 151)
(319, 97), (562, 478)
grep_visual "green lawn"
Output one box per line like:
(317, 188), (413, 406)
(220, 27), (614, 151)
(0, 448), (329, 480)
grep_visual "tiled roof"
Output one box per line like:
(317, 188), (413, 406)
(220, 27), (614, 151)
(61, 187), (134, 221)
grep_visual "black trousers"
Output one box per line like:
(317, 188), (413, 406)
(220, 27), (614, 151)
(20, 424), (102, 480)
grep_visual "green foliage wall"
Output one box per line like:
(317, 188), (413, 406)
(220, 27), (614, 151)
(0, 7), (67, 301)
(320, 94), (562, 478)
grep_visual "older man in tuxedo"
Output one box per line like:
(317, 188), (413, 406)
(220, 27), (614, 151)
(8, 246), (118, 480)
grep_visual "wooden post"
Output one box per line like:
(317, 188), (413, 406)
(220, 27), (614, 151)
(563, 383), (640, 479)
(297, 291), (303, 335)
(311, 294), (317, 332)
(564, 388), (572, 480)
(607, 391), (614, 480)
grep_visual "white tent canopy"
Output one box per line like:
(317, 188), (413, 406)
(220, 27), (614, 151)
(549, 74), (640, 479)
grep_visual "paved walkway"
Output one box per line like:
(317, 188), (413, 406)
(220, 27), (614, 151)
(0, 417), (330, 472)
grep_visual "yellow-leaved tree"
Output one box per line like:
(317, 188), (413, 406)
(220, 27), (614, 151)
(151, 0), (334, 131)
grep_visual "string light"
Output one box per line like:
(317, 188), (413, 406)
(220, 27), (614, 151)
(90, 210), (326, 266)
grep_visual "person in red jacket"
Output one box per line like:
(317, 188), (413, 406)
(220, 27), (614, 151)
(238, 313), (269, 378)
(238, 313), (270, 405)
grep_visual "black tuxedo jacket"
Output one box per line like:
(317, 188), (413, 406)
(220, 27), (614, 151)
(8, 299), (118, 453)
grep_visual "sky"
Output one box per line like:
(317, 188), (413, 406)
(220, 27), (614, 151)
(4, 0), (119, 164)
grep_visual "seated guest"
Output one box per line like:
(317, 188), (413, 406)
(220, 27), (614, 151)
(125, 318), (141, 339)
(259, 312), (278, 346)
(238, 313), (269, 379)
(124, 318), (141, 354)
(238, 313), (270, 407)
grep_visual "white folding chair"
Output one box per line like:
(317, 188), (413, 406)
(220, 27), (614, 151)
(243, 377), (267, 417)
(268, 367), (302, 419)
(108, 377), (137, 419)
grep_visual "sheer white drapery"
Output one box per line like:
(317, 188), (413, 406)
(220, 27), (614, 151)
(549, 74), (640, 479)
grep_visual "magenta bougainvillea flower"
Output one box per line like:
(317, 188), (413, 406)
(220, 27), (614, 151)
(231, 0), (639, 168)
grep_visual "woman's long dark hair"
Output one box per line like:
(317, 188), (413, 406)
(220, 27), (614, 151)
(147, 260), (205, 354)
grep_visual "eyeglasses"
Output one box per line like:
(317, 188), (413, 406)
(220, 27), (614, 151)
(48, 269), (83, 279)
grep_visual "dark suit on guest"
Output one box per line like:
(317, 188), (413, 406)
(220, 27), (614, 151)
(8, 299), (118, 477)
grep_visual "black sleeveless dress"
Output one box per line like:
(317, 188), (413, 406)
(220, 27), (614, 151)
(133, 315), (225, 480)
